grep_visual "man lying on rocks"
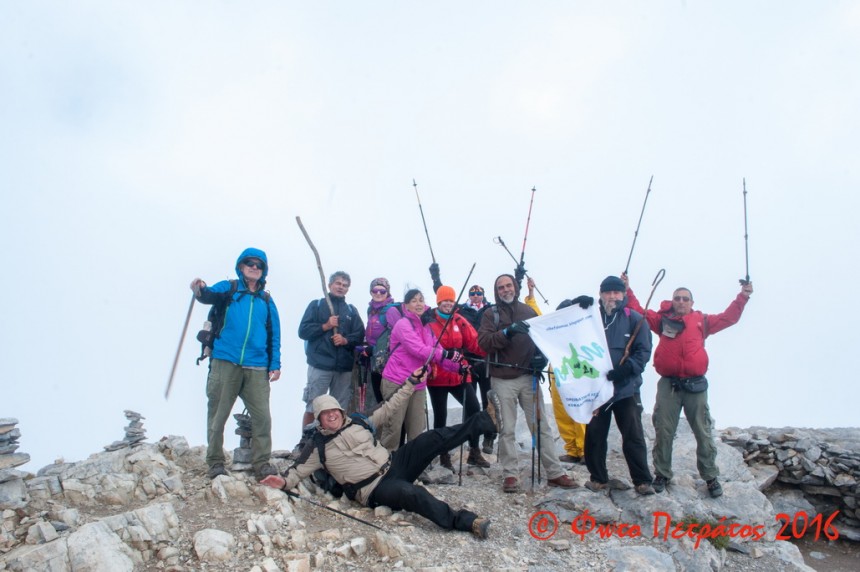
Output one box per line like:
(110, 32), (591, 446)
(261, 367), (502, 539)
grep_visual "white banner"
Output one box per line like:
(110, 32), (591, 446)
(526, 305), (613, 423)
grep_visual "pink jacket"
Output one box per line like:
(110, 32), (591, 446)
(381, 309), (458, 390)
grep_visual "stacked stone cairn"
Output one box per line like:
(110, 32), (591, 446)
(721, 426), (860, 541)
(231, 412), (253, 471)
(103, 410), (147, 452)
(0, 418), (30, 511)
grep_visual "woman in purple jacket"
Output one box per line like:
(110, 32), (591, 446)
(379, 288), (461, 450)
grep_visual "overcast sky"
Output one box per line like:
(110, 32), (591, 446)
(3, 2), (858, 471)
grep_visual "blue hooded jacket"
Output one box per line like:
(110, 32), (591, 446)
(196, 248), (282, 371)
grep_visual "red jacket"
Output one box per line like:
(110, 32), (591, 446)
(626, 289), (749, 378)
(427, 310), (485, 387)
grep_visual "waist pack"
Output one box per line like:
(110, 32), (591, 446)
(670, 375), (708, 393)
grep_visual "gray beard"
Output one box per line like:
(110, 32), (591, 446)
(601, 299), (618, 314)
(500, 293), (515, 304)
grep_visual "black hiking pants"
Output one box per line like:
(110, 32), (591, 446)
(368, 410), (495, 531)
(585, 394), (653, 486)
(427, 382), (482, 448)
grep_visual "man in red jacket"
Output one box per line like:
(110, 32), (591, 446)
(624, 274), (753, 498)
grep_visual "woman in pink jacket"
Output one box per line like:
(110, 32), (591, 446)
(380, 288), (461, 450)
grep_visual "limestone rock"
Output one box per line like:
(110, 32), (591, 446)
(67, 521), (138, 571)
(604, 546), (675, 571)
(193, 528), (235, 562)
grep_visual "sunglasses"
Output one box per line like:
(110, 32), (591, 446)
(469, 291), (484, 296)
(371, 288), (388, 295)
(242, 259), (265, 270)
(673, 296), (691, 302)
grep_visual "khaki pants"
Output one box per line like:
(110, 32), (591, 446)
(379, 379), (426, 451)
(652, 376), (718, 481)
(206, 358), (272, 470)
(491, 374), (563, 480)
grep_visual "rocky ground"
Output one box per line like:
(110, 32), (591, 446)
(1, 409), (857, 571)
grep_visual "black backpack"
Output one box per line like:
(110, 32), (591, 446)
(196, 280), (272, 365)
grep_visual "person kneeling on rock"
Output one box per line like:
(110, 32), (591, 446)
(261, 367), (503, 539)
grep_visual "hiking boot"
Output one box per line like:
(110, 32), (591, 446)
(503, 477), (519, 493)
(585, 480), (608, 492)
(482, 435), (495, 455)
(207, 463), (228, 479)
(486, 391), (503, 433)
(439, 452), (455, 472)
(653, 474), (670, 493)
(471, 517), (491, 539)
(635, 483), (656, 495)
(547, 474), (579, 489)
(607, 478), (631, 491)
(255, 463), (278, 480)
(467, 447), (491, 468)
(558, 454), (583, 464)
(706, 478), (723, 498)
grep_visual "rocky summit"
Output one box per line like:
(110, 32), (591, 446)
(0, 407), (857, 571)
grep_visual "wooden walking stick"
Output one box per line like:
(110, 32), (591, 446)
(296, 216), (337, 334)
(620, 268), (665, 365)
(165, 294), (195, 399)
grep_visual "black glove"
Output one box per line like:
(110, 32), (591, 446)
(514, 262), (527, 283)
(458, 361), (471, 375)
(556, 299), (574, 310)
(505, 321), (530, 338)
(408, 366), (428, 385)
(570, 295), (594, 309)
(444, 349), (462, 362)
(429, 263), (442, 292)
(606, 361), (634, 382)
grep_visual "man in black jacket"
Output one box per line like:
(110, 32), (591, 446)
(297, 271), (365, 433)
(564, 276), (655, 495)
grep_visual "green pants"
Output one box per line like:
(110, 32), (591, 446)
(652, 376), (718, 481)
(206, 358), (272, 470)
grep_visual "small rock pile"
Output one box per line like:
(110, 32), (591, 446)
(232, 413), (253, 471)
(0, 418), (30, 512)
(104, 411), (147, 452)
(721, 426), (860, 540)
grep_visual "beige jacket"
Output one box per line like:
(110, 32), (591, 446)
(283, 382), (415, 505)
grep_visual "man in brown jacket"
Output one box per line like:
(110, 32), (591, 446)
(477, 273), (578, 493)
(261, 368), (501, 539)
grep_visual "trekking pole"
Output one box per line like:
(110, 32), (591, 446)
(623, 175), (654, 275)
(740, 178), (751, 286)
(284, 490), (384, 531)
(493, 236), (549, 304)
(620, 268), (665, 366)
(412, 179), (437, 264)
(531, 370), (537, 492)
(457, 372), (466, 486)
(296, 216), (337, 334)
(519, 187), (536, 272)
(165, 293), (195, 399)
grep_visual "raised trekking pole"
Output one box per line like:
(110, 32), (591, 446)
(519, 187), (537, 274)
(623, 176), (654, 275)
(284, 490), (384, 531)
(493, 236), (549, 304)
(165, 293), (195, 399)
(620, 268), (665, 366)
(740, 178), (751, 286)
(296, 216), (337, 334)
(412, 179), (437, 264)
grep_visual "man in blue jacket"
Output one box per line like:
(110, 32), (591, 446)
(562, 275), (655, 495)
(297, 271), (365, 436)
(191, 248), (281, 480)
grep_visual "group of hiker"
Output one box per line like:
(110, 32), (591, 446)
(189, 246), (754, 539)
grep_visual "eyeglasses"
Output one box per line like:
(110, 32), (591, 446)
(469, 291), (484, 296)
(371, 288), (388, 295)
(673, 296), (691, 302)
(242, 259), (264, 270)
